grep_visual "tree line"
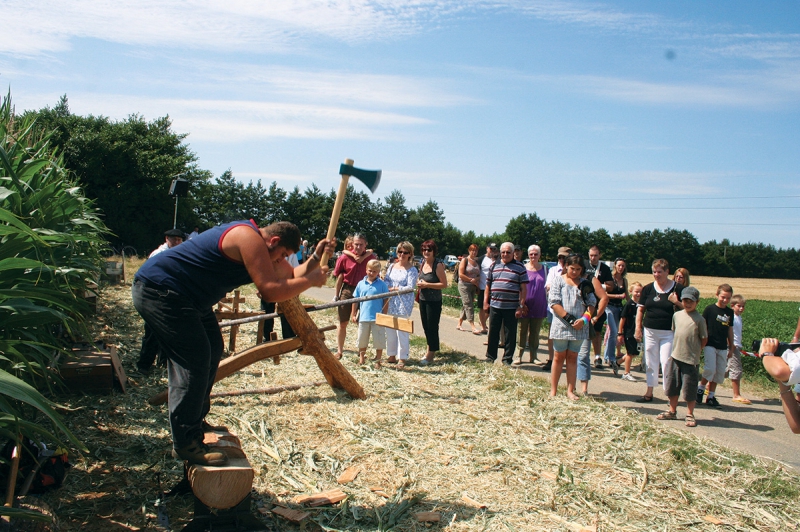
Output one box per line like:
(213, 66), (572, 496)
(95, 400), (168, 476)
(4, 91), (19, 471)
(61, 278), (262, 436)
(27, 96), (800, 279)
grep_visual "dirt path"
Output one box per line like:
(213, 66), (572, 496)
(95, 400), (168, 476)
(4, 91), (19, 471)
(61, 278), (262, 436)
(305, 285), (800, 471)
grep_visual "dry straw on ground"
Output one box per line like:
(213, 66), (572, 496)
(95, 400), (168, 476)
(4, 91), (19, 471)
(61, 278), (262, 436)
(39, 281), (800, 531)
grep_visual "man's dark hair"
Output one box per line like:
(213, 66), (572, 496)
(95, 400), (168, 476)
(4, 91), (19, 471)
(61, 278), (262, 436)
(589, 245), (601, 252)
(263, 222), (301, 253)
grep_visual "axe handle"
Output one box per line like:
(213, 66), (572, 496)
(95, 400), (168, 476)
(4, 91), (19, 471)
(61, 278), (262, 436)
(321, 158), (353, 265)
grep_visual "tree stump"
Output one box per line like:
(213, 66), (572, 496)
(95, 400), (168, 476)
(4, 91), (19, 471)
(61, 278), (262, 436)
(187, 428), (254, 510)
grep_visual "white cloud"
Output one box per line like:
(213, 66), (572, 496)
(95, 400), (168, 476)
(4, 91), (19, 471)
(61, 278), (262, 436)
(61, 93), (432, 142)
(193, 63), (477, 108)
(0, 0), (676, 56)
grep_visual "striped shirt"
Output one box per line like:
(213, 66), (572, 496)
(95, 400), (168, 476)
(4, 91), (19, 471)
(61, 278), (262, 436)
(487, 260), (528, 310)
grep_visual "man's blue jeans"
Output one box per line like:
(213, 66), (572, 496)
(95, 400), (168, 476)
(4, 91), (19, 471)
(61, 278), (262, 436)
(132, 280), (222, 449)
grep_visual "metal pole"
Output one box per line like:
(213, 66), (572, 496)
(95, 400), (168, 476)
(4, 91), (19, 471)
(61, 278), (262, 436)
(218, 287), (415, 329)
(173, 196), (178, 229)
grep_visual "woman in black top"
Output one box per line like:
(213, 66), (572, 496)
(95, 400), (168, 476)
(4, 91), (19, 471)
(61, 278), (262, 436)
(605, 258), (628, 366)
(634, 258), (684, 402)
(417, 239), (448, 366)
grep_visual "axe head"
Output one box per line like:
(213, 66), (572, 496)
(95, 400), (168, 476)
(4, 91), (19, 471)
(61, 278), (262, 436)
(340, 163), (381, 193)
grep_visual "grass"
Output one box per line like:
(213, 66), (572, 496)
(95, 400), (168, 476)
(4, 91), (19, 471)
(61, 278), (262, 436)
(40, 277), (800, 531)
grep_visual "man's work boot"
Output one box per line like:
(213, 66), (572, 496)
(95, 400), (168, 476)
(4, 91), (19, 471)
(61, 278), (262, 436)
(172, 440), (228, 466)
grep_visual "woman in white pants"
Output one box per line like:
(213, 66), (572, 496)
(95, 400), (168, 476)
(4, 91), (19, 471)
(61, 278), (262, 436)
(633, 259), (684, 402)
(384, 241), (418, 370)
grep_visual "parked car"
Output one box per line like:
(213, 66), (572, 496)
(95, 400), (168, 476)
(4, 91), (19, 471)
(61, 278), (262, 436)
(443, 254), (459, 271)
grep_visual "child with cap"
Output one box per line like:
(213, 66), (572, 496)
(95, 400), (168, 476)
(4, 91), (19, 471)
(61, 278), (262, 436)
(657, 286), (707, 427)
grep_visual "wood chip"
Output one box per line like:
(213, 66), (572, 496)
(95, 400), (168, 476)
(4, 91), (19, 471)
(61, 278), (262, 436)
(461, 494), (487, 509)
(337, 466), (360, 484)
(415, 511), (441, 522)
(74, 491), (110, 501)
(294, 488), (347, 507)
(369, 486), (390, 497)
(272, 506), (311, 522)
(540, 471), (558, 481)
(703, 515), (724, 525)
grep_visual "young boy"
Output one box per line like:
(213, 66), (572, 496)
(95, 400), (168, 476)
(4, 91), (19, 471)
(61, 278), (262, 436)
(728, 294), (752, 404)
(658, 286), (707, 427)
(617, 282), (643, 381)
(351, 260), (389, 367)
(697, 284), (734, 407)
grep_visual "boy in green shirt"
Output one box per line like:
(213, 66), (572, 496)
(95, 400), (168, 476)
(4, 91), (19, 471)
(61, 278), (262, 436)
(657, 286), (708, 427)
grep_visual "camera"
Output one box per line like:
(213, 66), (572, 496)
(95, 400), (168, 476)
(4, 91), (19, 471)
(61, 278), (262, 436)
(751, 340), (800, 354)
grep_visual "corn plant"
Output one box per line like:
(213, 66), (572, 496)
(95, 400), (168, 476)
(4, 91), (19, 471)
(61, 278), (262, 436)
(1, 91), (101, 517)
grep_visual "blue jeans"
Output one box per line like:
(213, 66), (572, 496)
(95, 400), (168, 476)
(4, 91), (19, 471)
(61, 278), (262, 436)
(132, 280), (222, 449)
(577, 338), (592, 381)
(604, 305), (622, 364)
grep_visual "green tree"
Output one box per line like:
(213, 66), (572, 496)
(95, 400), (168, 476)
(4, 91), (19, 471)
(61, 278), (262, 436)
(29, 97), (212, 254)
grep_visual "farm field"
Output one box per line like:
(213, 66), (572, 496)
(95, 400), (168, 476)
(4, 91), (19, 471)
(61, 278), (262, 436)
(625, 272), (800, 302)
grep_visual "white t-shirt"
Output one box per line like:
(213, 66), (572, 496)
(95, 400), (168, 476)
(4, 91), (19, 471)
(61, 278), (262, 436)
(479, 255), (496, 290)
(733, 314), (743, 348)
(545, 262), (564, 289)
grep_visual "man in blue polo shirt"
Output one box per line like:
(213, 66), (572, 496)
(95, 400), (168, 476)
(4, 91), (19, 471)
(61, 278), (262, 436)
(483, 242), (529, 365)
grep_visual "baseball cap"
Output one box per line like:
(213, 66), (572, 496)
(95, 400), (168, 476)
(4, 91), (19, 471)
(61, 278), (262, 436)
(165, 229), (184, 237)
(681, 286), (700, 302)
(557, 246), (572, 257)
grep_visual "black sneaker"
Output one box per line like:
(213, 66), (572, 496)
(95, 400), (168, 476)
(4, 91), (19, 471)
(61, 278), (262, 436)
(172, 441), (228, 466)
(706, 396), (720, 407)
(696, 388), (705, 404)
(541, 361), (552, 371)
(609, 358), (619, 377)
(594, 357), (603, 369)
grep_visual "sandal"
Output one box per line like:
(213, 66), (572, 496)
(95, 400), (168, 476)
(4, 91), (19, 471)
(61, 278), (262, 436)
(657, 410), (677, 420)
(397, 359), (406, 370)
(732, 397), (752, 405)
(635, 395), (653, 403)
(685, 414), (697, 427)
(386, 356), (397, 364)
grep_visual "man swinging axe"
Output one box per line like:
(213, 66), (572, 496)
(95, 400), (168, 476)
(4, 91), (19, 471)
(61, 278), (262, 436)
(132, 220), (335, 466)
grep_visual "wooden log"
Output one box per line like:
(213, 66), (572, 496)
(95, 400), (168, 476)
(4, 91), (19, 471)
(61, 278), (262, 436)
(148, 337), (299, 406)
(375, 313), (414, 333)
(147, 325), (336, 405)
(278, 296), (366, 399)
(187, 429), (254, 510)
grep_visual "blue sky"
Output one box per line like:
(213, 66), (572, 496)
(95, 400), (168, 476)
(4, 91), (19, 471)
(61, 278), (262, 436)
(2, 1), (799, 248)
